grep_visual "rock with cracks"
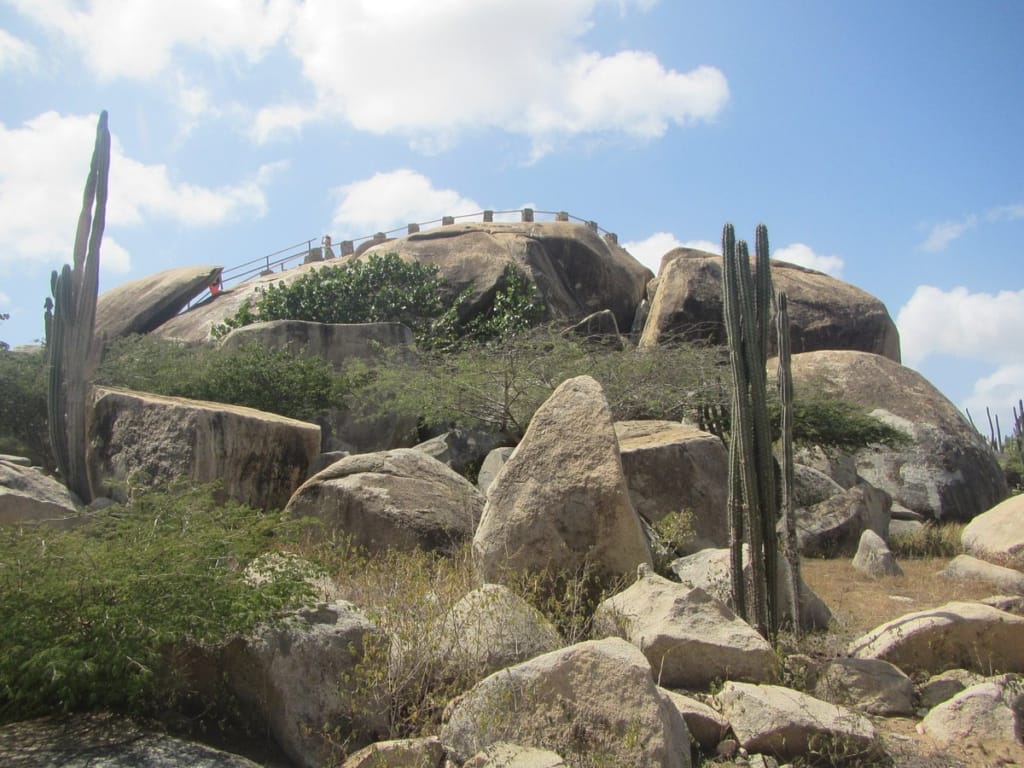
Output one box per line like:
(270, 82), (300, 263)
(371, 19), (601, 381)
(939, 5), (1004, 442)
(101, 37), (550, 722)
(852, 529), (903, 578)
(591, 572), (775, 688)
(473, 376), (651, 585)
(848, 600), (1024, 676)
(440, 637), (691, 768)
(813, 658), (915, 716)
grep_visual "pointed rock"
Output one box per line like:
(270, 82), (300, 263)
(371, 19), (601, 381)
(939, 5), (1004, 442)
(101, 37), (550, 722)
(852, 530), (903, 578)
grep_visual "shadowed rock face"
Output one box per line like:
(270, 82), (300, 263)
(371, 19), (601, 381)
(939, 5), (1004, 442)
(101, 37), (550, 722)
(95, 265), (223, 341)
(639, 249), (901, 361)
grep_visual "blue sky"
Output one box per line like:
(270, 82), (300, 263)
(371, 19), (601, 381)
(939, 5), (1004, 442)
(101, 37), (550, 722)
(1, 1), (1023, 434)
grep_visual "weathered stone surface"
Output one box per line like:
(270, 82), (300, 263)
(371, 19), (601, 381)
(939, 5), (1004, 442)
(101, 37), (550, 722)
(793, 483), (891, 557)
(670, 547), (832, 632)
(0, 713), (262, 767)
(463, 743), (567, 767)
(661, 690), (729, 753)
(787, 350), (1008, 521)
(813, 658), (915, 716)
(638, 249), (900, 361)
(95, 265), (222, 341)
(413, 427), (510, 478)
(919, 674), (1024, 747)
(440, 637), (691, 767)
(0, 459), (81, 526)
(888, 518), (925, 542)
(793, 463), (845, 508)
(716, 682), (879, 764)
(592, 572), (775, 688)
(220, 602), (386, 768)
(473, 376), (651, 584)
(962, 494), (1024, 570)
(342, 736), (444, 768)
(567, 309), (624, 347)
(614, 420), (728, 554)
(477, 446), (514, 494)
(940, 554), (1024, 595)
(363, 221), (652, 335)
(848, 601), (1024, 675)
(285, 449), (484, 555)
(852, 529), (903, 578)
(87, 386), (320, 510)
(918, 668), (985, 709)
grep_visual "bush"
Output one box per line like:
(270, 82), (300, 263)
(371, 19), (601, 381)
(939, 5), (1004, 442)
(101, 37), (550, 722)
(0, 483), (313, 724)
(0, 347), (52, 467)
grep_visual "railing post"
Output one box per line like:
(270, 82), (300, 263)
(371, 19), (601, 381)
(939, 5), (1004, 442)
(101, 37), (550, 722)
(604, 232), (619, 245)
(373, 232), (387, 244)
(521, 207), (534, 222)
(341, 240), (354, 256)
(556, 211), (569, 222)
(442, 216), (455, 226)
(408, 223), (420, 234)
(483, 210), (494, 222)
(586, 220), (598, 232)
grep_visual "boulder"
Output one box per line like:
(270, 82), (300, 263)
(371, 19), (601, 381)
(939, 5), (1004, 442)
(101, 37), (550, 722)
(220, 602), (386, 768)
(567, 309), (625, 347)
(716, 682), (879, 764)
(638, 249), (900, 361)
(787, 350), (1008, 521)
(919, 674), (1024, 747)
(95, 265), (222, 341)
(670, 547), (832, 632)
(363, 221), (652, 335)
(473, 376), (651, 584)
(592, 572), (776, 688)
(439, 637), (691, 767)
(852, 530), (903, 578)
(413, 427), (510, 478)
(477, 446), (514, 494)
(0, 459), (82, 526)
(888, 518), (925, 542)
(614, 420), (729, 553)
(463, 743), (567, 767)
(87, 386), (320, 510)
(793, 463), (845, 508)
(793, 483), (891, 557)
(661, 690), (729, 753)
(940, 554), (1024, 595)
(813, 658), (915, 716)
(961, 494), (1024, 570)
(342, 736), (444, 768)
(794, 445), (859, 490)
(848, 601), (1024, 675)
(0, 713), (261, 767)
(918, 668), (986, 709)
(285, 449), (484, 555)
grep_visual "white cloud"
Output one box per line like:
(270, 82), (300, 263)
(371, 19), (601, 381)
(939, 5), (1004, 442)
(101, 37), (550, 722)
(0, 27), (38, 71)
(962, 363), (1024, 432)
(0, 289), (10, 306)
(622, 232), (681, 273)
(682, 239), (720, 255)
(987, 203), (1024, 223)
(772, 243), (845, 278)
(896, 285), (1024, 367)
(920, 215), (977, 252)
(0, 111), (279, 271)
(251, 103), (321, 144)
(330, 169), (481, 236)
(9, 0), (294, 80)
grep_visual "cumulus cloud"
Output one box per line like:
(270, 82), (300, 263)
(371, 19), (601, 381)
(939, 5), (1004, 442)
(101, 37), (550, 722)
(0, 27), (38, 71)
(962, 363), (1024, 429)
(896, 285), (1024, 367)
(0, 111), (279, 271)
(772, 243), (845, 278)
(330, 169), (481, 236)
(920, 215), (978, 252)
(622, 232), (681, 273)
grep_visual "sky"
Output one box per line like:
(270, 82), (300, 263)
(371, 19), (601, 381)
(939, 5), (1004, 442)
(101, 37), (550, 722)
(1, 1), (1023, 436)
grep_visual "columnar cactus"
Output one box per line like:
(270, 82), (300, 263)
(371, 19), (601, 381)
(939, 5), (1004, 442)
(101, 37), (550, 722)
(721, 222), (780, 640)
(45, 110), (109, 502)
(776, 291), (802, 635)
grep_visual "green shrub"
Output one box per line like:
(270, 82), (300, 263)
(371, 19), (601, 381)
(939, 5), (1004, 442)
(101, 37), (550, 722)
(0, 347), (52, 467)
(0, 483), (313, 724)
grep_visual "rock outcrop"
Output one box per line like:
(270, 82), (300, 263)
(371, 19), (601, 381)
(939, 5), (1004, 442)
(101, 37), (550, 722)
(793, 483), (891, 557)
(638, 249), (900, 361)
(285, 449), (484, 555)
(592, 572), (776, 688)
(812, 658), (915, 716)
(918, 674), (1024, 748)
(0, 459), (81, 526)
(87, 386), (320, 510)
(473, 376), (651, 584)
(440, 637), (691, 767)
(852, 530), (903, 578)
(614, 420), (729, 553)
(940, 554), (1024, 595)
(787, 350), (1008, 521)
(95, 265), (222, 341)
(961, 494), (1024, 569)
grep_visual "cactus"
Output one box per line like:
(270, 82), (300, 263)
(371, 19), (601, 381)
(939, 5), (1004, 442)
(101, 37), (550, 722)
(45, 110), (109, 502)
(721, 222), (780, 641)
(776, 291), (802, 635)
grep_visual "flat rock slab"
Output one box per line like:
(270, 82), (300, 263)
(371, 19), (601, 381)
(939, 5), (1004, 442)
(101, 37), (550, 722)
(96, 265), (222, 341)
(962, 494), (1024, 570)
(0, 459), (81, 526)
(848, 600), (1024, 676)
(662, 690), (729, 752)
(813, 657), (915, 716)
(716, 682), (879, 764)
(940, 554), (1024, 595)
(919, 674), (1024, 748)
(342, 736), (444, 768)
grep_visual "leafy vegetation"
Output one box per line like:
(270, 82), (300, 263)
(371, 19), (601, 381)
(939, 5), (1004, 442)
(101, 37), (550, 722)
(0, 483), (314, 724)
(0, 347), (52, 467)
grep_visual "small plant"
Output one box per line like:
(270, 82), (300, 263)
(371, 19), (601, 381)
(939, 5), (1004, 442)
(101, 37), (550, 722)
(887, 522), (965, 559)
(648, 510), (696, 575)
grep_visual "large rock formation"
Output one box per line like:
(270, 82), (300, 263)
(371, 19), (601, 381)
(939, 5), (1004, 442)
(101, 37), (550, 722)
(638, 249), (901, 361)
(87, 386), (320, 510)
(961, 494), (1024, 570)
(0, 459), (81, 526)
(285, 449), (484, 555)
(787, 349), (1008, 521)
(614, 420), (729, 553)
(473, 376), (651, 584)
(95, 265), (223, 341)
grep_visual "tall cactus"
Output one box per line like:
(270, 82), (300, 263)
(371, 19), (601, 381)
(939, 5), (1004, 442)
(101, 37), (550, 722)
(776, 291), (802, 635)
(45, 110), (109, 502)
(721, 222), (779, 641)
